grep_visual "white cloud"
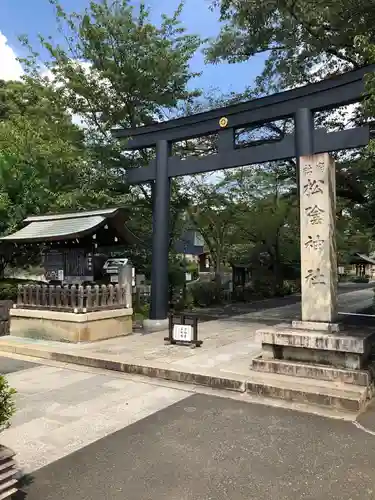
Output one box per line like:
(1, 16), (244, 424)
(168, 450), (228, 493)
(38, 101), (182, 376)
(0, 32), (23, 81)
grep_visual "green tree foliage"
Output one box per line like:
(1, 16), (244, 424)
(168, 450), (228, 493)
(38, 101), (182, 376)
(0, 79), (106, 235)
(187, 179), (240, 281)
(21, 0), (201, 163)
(18, 0), (203, 272)
(203, 0), (375, 267)
(207, 0), (374, 92)
(0, 375), (16, 431)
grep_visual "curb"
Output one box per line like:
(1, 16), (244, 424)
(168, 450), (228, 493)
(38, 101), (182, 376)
(0, 343), (246, 393)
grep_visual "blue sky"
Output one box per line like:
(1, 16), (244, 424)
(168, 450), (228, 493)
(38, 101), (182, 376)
(0, 0), (265, 94)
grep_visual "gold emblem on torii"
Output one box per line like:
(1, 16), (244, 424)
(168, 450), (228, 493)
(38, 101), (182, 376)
(219, 117), (228, 128)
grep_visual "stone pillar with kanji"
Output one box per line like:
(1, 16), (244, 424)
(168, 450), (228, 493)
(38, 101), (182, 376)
(299, 153), (338, 326)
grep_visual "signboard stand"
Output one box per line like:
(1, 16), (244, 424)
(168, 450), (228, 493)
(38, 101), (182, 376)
(164, 314), (202, 348)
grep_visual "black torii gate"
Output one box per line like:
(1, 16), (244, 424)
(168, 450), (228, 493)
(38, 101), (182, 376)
(112, 65), (374, 325)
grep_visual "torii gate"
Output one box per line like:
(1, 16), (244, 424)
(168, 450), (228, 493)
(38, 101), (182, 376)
(113, 65), (373, 333)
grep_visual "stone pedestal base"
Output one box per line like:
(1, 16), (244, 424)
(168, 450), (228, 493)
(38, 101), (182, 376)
(10, 308), (133, 343)
(143, 318), (169, 334)
(292, 320), (340, 333)
(258, 324), (373, 370)
(249, 322), (375, 412)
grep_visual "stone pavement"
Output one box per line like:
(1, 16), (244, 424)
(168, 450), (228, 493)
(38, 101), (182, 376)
(0, 287), (372, 391)
(3, 351), (375, 499)
(1, 357), (192, 474)
(0, 355), (39, 375)
(0, 316), (262, 392)
(0, 287), (373, 403)
(16, 392), (375, 500)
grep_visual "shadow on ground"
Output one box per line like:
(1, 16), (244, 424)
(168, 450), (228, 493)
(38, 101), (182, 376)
(15, 394), (375, 500)
(12, 473), (34, 499)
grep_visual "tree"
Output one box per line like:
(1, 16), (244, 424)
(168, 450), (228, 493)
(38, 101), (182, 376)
(205, 1), (375, 259)
(0, 78), (109, 274)
(187, 180), (239, 282)
(19, 0), (203, 272)
(207, 0), (375, 93)
(20, 0), (201, 167)
(0, 79), (108, 235)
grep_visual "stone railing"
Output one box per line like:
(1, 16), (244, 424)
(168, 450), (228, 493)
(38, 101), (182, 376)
(15, 284), (131, 313)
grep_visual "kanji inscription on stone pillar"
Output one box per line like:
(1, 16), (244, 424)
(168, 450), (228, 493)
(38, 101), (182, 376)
(300, 153), (338, 323)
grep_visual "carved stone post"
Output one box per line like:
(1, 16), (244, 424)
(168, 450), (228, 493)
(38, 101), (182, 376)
(118, 263), (133, 309)
(298, 153), (338, 327)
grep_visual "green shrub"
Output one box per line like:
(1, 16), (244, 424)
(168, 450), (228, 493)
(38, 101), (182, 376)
(252, 279), (274, 298)
(134, 303), (150, 319)
(171, 287), (195, 311)
(0, 375), (16, 431)
(0, 282), (18, 301)
(190, 281), (223, 307)
(0, 279), (47, 301)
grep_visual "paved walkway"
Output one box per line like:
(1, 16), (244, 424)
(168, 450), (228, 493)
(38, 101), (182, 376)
(2, 349), (375, 499)
(186, 282), (375, 320)
(0, 286), (374, 499)
(0, 316), (262, 390)
(0, 287), (373, 397)
(1, 357), (192, 474)
(15, 390), (375, 500)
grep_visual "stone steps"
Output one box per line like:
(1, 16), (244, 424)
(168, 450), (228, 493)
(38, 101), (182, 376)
(257, 326), (368, 353)
(252, 356), (372, 386)
(246, 370), (368, 412)
(0, 448), (18, 499)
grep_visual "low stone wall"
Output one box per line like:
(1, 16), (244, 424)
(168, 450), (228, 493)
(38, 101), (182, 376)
(9, 307), (133, 343)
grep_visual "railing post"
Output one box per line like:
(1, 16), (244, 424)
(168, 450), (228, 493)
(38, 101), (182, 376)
(108, 284), (114, 306)
(70, 285), (76, 311)
(78, 286), (84, 312)
(17, 285), (22, 306)
(56, 285), (61, 308)
(101, 285), (108, 307)
(86, 285), (92, 311)
(94, 285), (100, 308)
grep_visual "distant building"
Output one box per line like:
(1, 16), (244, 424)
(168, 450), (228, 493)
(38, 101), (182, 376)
(174, 230), (205, 263)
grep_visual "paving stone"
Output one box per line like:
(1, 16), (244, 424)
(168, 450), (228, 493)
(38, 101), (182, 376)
(0, 356), (39, 374)
(18, 393), (375, 500)
(1, 365), (191, 473)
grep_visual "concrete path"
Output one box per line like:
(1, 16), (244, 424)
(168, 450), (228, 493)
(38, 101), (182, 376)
(187, 282), (375, 320)
(0, 286), (374, 499)
(240, 286), (374, 321)
(1, 356), (191, 474)
(0, 355), (39, 375)
(0, 287), (373, 402)
(16, 391), (375, 500)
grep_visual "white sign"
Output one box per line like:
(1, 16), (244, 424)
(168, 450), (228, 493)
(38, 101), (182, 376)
(58, 269), (64, 281)
(185, 272), (192, 282)
(173, 324), (193, 342)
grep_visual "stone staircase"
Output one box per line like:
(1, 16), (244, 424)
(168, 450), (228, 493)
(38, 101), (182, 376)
(0, 447), (18, 499)
(249, 324), (375, 413)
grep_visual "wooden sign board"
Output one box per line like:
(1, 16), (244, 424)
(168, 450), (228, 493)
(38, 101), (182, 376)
(165, 314), (202, 348)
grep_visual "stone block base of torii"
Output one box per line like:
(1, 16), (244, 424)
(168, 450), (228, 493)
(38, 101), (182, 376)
(252, 153), (375, 413)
